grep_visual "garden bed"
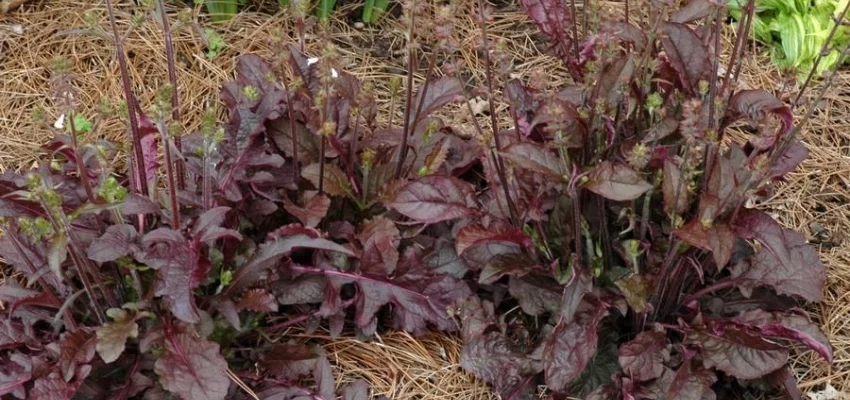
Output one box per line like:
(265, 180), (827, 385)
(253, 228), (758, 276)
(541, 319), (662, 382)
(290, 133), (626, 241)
(1, 0), (848, 398)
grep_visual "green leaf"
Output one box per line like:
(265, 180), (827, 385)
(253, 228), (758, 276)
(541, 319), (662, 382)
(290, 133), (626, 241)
(317, 0), (337, 19)
(206, 0), (240, 21)
(363, 0), (388, 23)
(363, 0), (376, 23)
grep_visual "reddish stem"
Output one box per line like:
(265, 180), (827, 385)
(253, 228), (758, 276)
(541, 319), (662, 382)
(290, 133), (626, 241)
(266, 298), (356, 333)
(157, 119), (181, 229)
(681, 279), (740, 306)
(156, 0), (185, 190)
(104, 0), (148, 195)
(476, 0), (518, 224)
(395, 7), (417, 179)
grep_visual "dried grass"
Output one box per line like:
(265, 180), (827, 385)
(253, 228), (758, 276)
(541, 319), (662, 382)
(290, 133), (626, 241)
(1, 0), (849, 398)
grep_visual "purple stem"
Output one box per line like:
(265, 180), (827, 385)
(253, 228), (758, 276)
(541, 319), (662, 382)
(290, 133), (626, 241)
(156, 0), (186, 190)
(104, 0), (149, 195)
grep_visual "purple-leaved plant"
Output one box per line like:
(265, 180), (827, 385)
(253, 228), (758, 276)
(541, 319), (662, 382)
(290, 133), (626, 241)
(0, 0), (840, 398)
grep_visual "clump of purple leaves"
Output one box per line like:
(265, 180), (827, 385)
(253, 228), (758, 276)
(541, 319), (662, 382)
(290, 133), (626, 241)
(0, 0), (839, 399)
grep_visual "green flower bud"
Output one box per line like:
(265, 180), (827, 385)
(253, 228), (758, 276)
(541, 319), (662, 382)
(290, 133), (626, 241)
(242, 85), (260, 102)
(389, 76), (403, 95)
(34, 217), (55, 239)
(220, 270), (232, 286)
(98, 176), (128, 203)
(25, 174), (42, 190)
(646, 92), (662, 114)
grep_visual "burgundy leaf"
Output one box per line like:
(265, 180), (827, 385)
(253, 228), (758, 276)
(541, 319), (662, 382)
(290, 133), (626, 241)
(618, 331), (669, 382)
(283, 193), (331, 228)
(227, 235), (354, 294)
(358, 217), (401, 276)
(602, 22), (647, 52)
(675, 220), (735, 270)
(705, 145), (751, 217)
(724, 90), (793, 142)
(499, 142), (564, 178)
(122, 193), (162, 215)
(354, 272), (470, 334)
(342, 379), (369, 400)
(236, 289), (279, 312)
(0, 318), (28, 351)
(543, 300), (606, 392)
(594, 54), (635, 109)
(519, 0), (568, 43)
(456, 223), (531, 256)
(29, 373), (82, 400)
(0, 353), (30, 399)
(211, 298), (241, 329)
(138, 111), (160, 186)
(454, 296), (497, 343)
(59, 328), (96, 382)
(670, 0), (711, 23)
(731, 309), (832, 363)
(301, 163), (353, 198)
(314, 355), (335, 400)
(233, 54), (275, 92)
(387, 176), (477, 224)
(663, 159), (690, 215)
(765, 367), (803, 400)
(268, 119), (322, 163)
(259, 343), (318, 379)
(294, 261), (471, 334)
(584, 161), (652, 201)
(138, 229), (207, 323)
(8, 291), (61, 315)
(460, 331), (540, 400)
(479, 253), (536, 285)
(191, 207), (231, 238)
(425, 242), (469, 278)
(645, 364), (717, 400)
(560, 269), (593, 323)
(731, 209), (826, 302)
(687, 326), (788, 379)
(504, 79), (540, 131)
(770, 140), (808, 178)
(87, 224), (140, 263)
(409, 77), (463, 125)
(154, 327), (230, 400)
(661, 22), (711, 93)
(0, 233), (52, 287)
(509, 275), (562, 316)
(274, 275), (327, 305)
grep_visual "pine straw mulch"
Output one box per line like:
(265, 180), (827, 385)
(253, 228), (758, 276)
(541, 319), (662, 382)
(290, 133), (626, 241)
(1, 0), (849, 398)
